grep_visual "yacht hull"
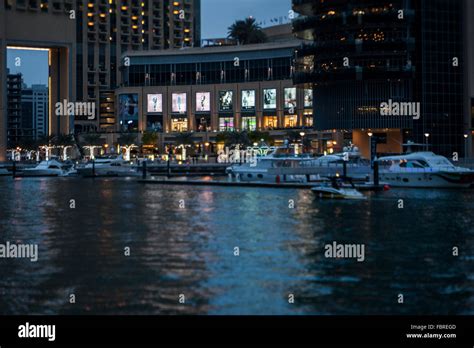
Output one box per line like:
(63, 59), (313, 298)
(77, 167), (139, 177)
(380, 171), (474, 188)
(311, 187), (366, 200)
(19, 170), (61, 177)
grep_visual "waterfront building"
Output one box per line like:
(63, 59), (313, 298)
(116, 40), (329, 152)
(293, 0), (474, 158)
(74, 0), (202, 133)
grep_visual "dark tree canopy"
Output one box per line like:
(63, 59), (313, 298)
(228, 17), (267, 45)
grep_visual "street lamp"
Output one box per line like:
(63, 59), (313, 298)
(424, 133), (430, 149)
(464, 134), (469, 160)
(368, 132), (373, 161)
(299, 132), (306, 153)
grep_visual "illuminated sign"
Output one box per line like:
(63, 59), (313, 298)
(147, 94), (163, 113)
(172, 93), (187, 113)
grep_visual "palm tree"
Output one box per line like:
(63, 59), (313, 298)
(248, 131), (273, 146)
(227, 131), (251, 148)
(80, 133), (104, 160)
(117, 133), (138, 161)
(54, 134), (76, 160)
(54, 134), (75, 147)
(37, 135), (56, 147)
(228, 17), (267, 45)
(173, 132), (195, 160)
(141, 131), (159, 146)
(174, 132), (194, 146)
(81, 133), (103, 146)
(117, 133), (137, 146)
(302, 137), (312, 153)
(286, 130), (302, 144)
(216, 132), (231, 145)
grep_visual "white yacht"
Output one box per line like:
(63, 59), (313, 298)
(76, 156), (139, 177)
(226, 145), (370, 183)
(20, 160), (75, 177)
(377, 152), (474, 188)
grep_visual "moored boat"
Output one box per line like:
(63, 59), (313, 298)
(311, 177), (367, 200)
(377, 152), (474, 188)
(76, 156), (139, 177)
(19, 160), (75, 177)
(226, 144), (370, 183)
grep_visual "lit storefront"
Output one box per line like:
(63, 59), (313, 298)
(263, 116), (278, 130)
(219, 117), (234, 131)
(171, 118), (188, 132)
(284, 115), (297, 128)
(116, 41), (325, 150)
(241, 116), (257, 131)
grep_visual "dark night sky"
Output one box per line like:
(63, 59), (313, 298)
(201, 0), (292, 39)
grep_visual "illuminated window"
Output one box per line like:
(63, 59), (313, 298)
(219, 117), (234, 131)
(284, 116), (297, 128)
(263, 116), (278, 130)
(241, 117), (256, 131)
(171, 118), (188, 132)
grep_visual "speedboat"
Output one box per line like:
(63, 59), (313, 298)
(312, 177), (367, 200)
(377, 152), (474, 188)
(76, 156), (139, 177)
(20, 160), (75, 177)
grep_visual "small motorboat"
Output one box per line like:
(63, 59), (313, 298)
(312, 176), (367, 200)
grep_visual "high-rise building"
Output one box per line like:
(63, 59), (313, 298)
(6, 77), (48, 146)
(74, 0), (202, 133)
(6, 72), (24, 147)
(22, 84), (49, 140)
(293, 0), (472, 158)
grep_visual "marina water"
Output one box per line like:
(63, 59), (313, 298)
(0, 177), (473, 315)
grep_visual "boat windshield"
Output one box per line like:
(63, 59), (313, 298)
(399, 160), (429, 169)
(428, 156), (455, 168)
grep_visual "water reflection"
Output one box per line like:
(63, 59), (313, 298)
(0, 177), (473, 315)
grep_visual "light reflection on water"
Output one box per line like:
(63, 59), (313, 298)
(0, 177), (473, 315)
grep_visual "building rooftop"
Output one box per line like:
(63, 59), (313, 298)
(124, 40), (300, 58)
(123, 40), (301, 65)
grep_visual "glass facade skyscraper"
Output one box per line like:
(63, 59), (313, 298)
(293, 0), (469, 157)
